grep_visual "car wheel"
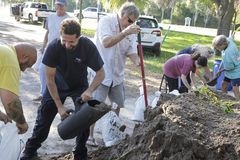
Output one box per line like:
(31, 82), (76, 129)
(29, 14), (33, 23)
(77, 13), (84, 19)
(15, 16), (20, 21)
(153, 48), (161, 57)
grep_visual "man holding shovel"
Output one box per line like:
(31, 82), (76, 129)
(93, 2), (140, 146)
(212, 35), (240, 99)
(21, 18), (105, 160)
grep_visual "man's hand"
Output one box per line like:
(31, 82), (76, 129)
(0, 111), (12, 124)
(123, 24), (140, 36)
(16, 122), (28, 134)
(81, 89), (92, 102)
(58, 106), (69, 121)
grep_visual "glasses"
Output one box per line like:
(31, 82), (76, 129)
(127, 16), (134, 24)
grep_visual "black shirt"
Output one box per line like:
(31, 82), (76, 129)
(43, 36), (104, 89)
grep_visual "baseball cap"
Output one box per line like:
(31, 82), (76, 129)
(55, 0), (66, 6)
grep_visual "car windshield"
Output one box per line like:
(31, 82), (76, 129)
(138, 18), (158, 28)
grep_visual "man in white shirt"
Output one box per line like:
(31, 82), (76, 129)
(93, 2), (140, 146)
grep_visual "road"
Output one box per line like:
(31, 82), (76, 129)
(160, 23), (240, 41)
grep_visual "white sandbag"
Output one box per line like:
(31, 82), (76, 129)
(101, 110), (126, 147)
(132, 86), (146, 122)
(151, 91), (161, 109)
(0, 122), (23, 160)
(169, 89), (180, 96)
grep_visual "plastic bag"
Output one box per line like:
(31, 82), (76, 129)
(151, 91), (161, 109)
(101, 110), (126, 147)
(0, 122), (23, 160)
(132, 86), (146, 122)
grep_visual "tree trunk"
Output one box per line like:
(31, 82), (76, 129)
(170, 7), (174, 24)
(204, 13), (209, 28)
(161, 8), (165, 22)
(215, 0), (235, 36)
(193, 11), (198, 26)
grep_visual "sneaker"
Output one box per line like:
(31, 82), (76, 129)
(20, 151), (38, 160)
(32, 96), (42, 101)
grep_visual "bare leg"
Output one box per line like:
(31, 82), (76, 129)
(232, 85), (240, 100)
(222, 81), (228, 93)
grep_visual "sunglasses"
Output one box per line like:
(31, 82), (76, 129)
(127, 16), (134, 24)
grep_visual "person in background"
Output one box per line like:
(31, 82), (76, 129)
(33, 0), (70, 101)
(212, 35), (240, 99)
(0, 43), (37, 134)
(163, 53), (208, 93)
(176, 44), (214, 92)
(91, 2), (140, 146)
(20, 19), (105, 160)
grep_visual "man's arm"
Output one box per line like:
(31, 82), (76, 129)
(128, 54), (139, 66)
(45, 66), (68, 120)
(81, 67), (105, 101)
(0, 89), (28, 134)
(41, 30), (49, 53)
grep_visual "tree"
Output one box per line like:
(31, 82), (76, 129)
(200, 0), (236, 36)
(101, 0), (149, 12)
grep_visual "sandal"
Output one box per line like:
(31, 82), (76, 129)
(86, 138), (98, 147)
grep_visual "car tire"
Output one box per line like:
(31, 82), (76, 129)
(29, 14), (34, 24)
(77, 13), (84, 19)
(153, 48), (161, 57)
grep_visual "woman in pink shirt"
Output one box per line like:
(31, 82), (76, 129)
(163, 53), (208, 93)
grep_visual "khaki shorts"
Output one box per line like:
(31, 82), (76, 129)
(93, 83), (125, 108)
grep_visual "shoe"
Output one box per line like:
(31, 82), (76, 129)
(74, 154), (88, 160)
(32, 96), (42, 101)
(20, 151), (38, 160)
(86, 137), (98, 147)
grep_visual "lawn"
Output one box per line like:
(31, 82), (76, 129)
(81, 28), (240, 75)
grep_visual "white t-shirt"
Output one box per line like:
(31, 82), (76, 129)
(94, 14), (137, 87)
(45, 13), (70, 44)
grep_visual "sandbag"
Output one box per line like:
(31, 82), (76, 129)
(101, 110), (126, 147)
(151, 91), (161, 109)
(132, 86), (147, 122)
(0, 122), (23, 160)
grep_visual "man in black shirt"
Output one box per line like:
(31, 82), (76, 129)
(21, 18), (105, 160)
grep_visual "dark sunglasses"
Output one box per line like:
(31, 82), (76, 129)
(127, 16), (134, 24)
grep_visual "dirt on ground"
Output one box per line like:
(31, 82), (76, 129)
(41, 85), (240, 160)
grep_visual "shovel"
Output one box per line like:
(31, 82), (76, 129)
(206, 69), (225, 86)
(207, 60), (223, 86)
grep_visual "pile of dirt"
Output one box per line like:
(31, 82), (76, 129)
(43, 90), (240, 160)
(86, 91), (240, 160)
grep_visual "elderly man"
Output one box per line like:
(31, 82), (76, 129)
(0, 43), (37, 134)
(92, 2), (140, 146)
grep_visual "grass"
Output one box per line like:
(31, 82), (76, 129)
(81, 28), (240, 75)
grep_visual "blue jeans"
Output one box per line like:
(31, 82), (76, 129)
(23, 72), (89, 157)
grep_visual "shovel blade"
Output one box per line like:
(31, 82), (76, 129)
(207, 78), (218, 86)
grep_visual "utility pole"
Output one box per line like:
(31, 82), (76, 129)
(97, 0), (100, 22)
(78, 0), (82, 33)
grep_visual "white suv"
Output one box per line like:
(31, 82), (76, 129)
(137, 15), (163, 56)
